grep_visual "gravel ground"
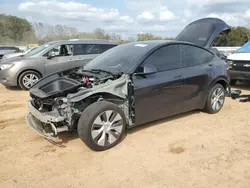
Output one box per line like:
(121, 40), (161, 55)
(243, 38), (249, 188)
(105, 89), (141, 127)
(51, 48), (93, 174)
(0, 83), (250, 188)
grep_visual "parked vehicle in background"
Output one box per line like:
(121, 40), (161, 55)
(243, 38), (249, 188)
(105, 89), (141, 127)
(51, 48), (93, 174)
(2, 47), (38, 60)
(0, 46), (21, 59)
(227, 41), (250, 85)
(211, 47), (227, 61)
(26, 18), (231, 151)
(214, 46), (240, 57)
(0, 39), (117, 90)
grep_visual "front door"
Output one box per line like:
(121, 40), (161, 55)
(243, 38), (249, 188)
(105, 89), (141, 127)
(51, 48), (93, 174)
(44, 44), (74, 75)
(181, 44), (214, 111)
(133, 44), (186, 125)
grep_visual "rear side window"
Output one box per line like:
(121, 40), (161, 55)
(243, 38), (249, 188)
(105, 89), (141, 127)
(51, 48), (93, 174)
(143, 44), (181, 72)
(183, 45), (214, 67)
(73, 44), (99, 55)
(99, 44), (117, 54)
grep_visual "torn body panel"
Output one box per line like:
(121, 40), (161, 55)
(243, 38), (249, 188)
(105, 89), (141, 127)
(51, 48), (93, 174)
(27, 71), (134, 139)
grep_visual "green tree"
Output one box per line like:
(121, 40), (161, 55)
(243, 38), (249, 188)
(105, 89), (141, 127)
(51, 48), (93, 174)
(214, 27), (250, 46)
(137, 33), (174, 41)
(0, 14), (36, 45)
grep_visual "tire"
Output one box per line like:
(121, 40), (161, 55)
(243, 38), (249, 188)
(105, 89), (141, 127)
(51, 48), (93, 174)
(230, 79), (237, 86)
(18, 70), (41, 90)
(77, 101), (126, 151)
(204, 84), (226, 114)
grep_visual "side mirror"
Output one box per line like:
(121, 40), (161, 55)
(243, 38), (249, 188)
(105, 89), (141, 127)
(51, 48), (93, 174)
(134, 64), (157, 76)
(47, 51), (56, 59)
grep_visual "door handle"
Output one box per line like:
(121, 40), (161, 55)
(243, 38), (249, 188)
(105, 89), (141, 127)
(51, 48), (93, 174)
(174, 75), (182, 79)
(208, 64), (213, 67)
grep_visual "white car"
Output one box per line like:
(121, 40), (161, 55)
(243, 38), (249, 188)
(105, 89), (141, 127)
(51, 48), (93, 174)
(2, 47), (38, 60)
(227, 41), (250, 85)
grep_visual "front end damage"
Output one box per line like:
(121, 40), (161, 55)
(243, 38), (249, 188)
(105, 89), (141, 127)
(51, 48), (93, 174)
(26, 69), (134, 139)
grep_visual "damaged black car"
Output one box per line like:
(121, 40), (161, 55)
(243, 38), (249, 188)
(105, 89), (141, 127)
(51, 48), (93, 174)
(26, 18), (231, 151)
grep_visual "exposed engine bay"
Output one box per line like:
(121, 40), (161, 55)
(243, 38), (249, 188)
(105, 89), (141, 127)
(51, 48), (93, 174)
(27, 67), (134, 139)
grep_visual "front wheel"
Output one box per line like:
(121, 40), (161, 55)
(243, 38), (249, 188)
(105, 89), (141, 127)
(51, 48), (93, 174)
(204, 84), (226, 114)
(77, 101), (126, 151)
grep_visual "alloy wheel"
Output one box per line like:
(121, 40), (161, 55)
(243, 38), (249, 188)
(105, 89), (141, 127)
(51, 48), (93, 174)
(211, 88), (225, 111)
(91, 110), (123, 147)
(22, 74), (39, 89)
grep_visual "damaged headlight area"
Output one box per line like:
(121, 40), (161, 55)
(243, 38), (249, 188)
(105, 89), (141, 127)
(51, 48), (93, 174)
(28, 92), (91, 139)
(26, 68), (131, 140)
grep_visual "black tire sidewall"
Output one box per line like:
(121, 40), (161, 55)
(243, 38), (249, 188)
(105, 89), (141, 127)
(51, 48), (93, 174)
(18, 71), (41, 90)
(205, 84), (226, 114)
(77, 101), (126, 151)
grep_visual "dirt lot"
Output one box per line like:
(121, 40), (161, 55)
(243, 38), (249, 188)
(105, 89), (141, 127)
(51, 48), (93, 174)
(0, 84), (250, 188)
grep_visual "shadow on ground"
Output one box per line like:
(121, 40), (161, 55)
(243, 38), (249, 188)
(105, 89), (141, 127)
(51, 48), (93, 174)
(5, 86), (23, 91)
(127, 110), (200, 135)
(48, 110), (201, 147)
(46, 132), (79, 148)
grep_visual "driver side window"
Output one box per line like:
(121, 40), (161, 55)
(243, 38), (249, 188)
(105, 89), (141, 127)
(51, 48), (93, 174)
(141, 44), (181, 72)
(43, 44), (73, 57)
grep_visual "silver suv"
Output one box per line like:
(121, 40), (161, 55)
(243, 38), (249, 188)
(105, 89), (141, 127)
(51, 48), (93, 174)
(0, 39), (117, 90)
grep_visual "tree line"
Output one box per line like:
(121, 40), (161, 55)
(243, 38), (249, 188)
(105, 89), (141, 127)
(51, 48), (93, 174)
(0, 14), (250, 46)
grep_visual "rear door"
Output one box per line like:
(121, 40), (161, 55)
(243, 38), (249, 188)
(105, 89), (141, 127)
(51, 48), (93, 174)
(176, 18), (231, 48)
(181, 44), (215, 111)
(72, 43), (100, 67)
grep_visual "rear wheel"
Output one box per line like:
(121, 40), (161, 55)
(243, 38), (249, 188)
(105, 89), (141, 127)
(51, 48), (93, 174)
(18, 70), (41, 90)
(77, 101), (126, 151)
(204, 84), (225, 114)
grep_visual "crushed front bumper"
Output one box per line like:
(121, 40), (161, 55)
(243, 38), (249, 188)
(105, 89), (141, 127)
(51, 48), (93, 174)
(26, 100), (66, 139)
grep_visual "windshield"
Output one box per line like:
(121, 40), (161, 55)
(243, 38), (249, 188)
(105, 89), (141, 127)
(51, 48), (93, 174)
(235, 41), (250, 53)
(24, 43), (54, 57)
(84, 42), (157, 74)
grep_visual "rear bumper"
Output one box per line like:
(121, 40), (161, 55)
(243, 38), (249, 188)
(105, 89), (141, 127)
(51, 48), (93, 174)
(26, 100), (66, 139)
(228, 70), (250, 81)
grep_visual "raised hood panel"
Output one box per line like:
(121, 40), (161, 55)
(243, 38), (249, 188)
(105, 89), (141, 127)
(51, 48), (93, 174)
(175, 18), (231, 48)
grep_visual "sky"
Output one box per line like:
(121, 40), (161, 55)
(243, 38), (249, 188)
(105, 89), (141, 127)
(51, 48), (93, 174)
(1, 0), (250, 39)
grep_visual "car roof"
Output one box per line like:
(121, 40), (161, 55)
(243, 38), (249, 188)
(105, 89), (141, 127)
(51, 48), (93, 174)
(46, 39), (118, 45)
(126, 40), (201, 48)
(0, 45), (18, 48)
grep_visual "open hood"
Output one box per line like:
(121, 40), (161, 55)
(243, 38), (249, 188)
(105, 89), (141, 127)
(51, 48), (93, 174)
(175, 18), (231, 48)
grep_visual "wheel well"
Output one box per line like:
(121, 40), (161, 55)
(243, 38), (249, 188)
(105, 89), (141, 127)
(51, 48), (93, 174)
(90, 92), (125, 105)
(17, 69), (43, 86)
(216, 80), (228, 90)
